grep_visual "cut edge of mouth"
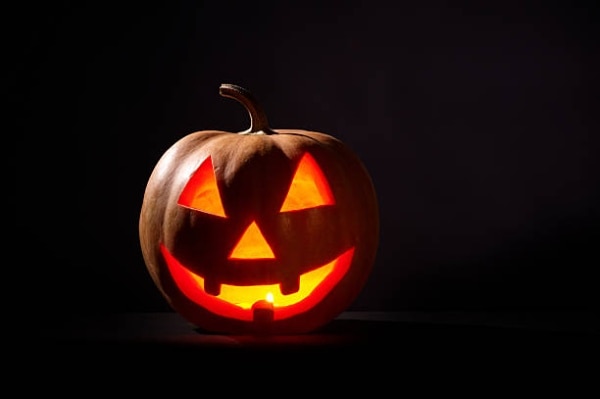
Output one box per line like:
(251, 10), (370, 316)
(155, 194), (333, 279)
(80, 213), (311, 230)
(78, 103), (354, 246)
(160, 244), (354, 322)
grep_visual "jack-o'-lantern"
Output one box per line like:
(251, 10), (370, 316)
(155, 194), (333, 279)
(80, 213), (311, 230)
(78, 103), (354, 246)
(139, 84), (379, 334)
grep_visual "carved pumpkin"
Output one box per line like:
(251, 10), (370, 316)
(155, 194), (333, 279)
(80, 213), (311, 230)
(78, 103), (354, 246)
(139, 84), (379, 334)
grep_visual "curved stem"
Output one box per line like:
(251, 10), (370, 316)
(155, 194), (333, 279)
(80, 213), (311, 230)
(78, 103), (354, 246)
(219, 83), (275, 134)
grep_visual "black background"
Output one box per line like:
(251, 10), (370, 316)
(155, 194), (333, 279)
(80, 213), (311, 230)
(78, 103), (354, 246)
(9, 1), (599, 324)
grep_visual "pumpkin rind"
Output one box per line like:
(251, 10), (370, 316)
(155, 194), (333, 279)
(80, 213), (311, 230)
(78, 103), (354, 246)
(139, 84), (379, 334)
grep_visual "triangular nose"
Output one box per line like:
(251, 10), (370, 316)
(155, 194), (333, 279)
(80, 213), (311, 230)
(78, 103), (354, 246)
(228, 221), (275, 259)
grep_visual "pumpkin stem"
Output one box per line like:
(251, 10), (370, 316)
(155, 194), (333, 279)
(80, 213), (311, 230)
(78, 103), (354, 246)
(219, 83), (275, 135)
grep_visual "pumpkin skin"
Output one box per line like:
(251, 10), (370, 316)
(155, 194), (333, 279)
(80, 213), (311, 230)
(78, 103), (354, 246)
(139, 84), (379, 334)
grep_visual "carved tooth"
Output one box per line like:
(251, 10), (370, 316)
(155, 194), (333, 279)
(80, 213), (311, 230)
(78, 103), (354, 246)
(203, 279), (221, 296)
(280, 277), (300, 295)
(252, 300), (274, 325)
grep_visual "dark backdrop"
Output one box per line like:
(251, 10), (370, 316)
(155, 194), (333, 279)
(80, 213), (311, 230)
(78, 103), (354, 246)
(9, 1), (599, 321)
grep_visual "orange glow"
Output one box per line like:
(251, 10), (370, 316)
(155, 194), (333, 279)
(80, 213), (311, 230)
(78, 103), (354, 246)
(228, 221), (275, 259)
(161, 243), (354, 321)
(280, 153), (335, 212)
(178, 156), (227, 218)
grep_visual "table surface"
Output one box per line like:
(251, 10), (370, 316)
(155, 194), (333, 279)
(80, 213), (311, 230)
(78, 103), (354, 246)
(13, 310), (598, 386)
(25, 310), (597, 350)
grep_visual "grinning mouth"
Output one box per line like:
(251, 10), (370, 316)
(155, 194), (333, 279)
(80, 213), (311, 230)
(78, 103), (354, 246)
(160, 244), (354, 322)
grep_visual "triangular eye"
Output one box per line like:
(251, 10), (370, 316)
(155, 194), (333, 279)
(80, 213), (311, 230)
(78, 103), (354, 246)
(178, 156), (227, 218)
(280, 153), (335, 212)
